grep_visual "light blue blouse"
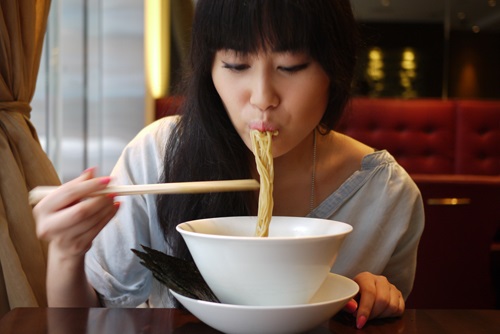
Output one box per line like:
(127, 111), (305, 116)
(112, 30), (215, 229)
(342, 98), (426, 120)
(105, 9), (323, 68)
(85, 116), (424, 308)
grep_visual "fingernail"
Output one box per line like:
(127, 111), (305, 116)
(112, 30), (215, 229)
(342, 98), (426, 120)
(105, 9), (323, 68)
(344, 300), (358, 313)
(82, 167), (96, 176)
(113, 202), (121, 209)
(99, 177), (112, 185)
(356, 315), (367, 329)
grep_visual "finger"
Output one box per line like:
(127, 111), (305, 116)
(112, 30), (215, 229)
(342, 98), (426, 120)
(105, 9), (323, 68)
(368, 276), (392, 319)
(56, 201), (121, 256)
(80, 201), (120, 243)
(58, 196), (118, 239)
(370, 278), (406, 319)
(353, 273), (376, 328)
(35, 172), (112, 213)
(37, 194), (115, 241)
(399, 294), (405, 314)
(342, 299), (358, 314)
(378, 288), (405, 319)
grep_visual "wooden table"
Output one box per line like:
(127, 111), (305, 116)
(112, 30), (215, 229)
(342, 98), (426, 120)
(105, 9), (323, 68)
(0, 307), (498, 333)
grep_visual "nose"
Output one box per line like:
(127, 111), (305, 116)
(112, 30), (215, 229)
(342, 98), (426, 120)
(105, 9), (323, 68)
(249, 74), (280, 111)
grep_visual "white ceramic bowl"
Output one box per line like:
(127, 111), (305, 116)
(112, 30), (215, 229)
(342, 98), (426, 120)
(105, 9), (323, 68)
(171, 273), (359, 334)
(176, 216), (352, 306)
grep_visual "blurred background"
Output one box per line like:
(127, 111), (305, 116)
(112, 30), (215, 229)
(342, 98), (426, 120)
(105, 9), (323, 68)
(30, 0), (500, 181)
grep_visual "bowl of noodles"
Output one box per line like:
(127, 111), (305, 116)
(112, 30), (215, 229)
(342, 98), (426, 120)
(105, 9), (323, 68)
(176, 130), (352, 306)
(176, 216), (352, 306)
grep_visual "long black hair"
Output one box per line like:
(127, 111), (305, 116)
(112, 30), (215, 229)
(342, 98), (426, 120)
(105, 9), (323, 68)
(157, 0), (359, 260)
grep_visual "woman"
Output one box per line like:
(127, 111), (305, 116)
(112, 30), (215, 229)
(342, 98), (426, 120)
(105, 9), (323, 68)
(34, 0), (424, 329)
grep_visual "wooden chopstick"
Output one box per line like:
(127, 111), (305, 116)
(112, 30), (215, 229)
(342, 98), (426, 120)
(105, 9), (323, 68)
(29, 179), (260, 205)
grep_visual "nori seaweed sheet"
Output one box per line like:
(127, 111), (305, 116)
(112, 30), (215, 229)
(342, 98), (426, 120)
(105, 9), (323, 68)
(132, 245), (220, 303)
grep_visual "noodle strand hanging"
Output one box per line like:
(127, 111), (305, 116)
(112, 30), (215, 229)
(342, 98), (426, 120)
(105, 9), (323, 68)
(250, 130), (276, 237)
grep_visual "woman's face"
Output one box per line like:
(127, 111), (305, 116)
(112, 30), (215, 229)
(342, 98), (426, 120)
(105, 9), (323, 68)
(211, 49), (330, 157)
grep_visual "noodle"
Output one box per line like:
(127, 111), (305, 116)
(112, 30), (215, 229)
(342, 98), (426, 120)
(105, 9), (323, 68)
(250, 130), (276, 237)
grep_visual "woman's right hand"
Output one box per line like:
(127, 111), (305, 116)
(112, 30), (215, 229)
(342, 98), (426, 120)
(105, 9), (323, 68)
(34, 167), (120, 260)
(33, 168), (120, 307)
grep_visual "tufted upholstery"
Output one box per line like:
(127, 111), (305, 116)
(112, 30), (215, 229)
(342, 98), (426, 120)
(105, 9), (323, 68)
(338, 98), (500, 176)
(455, 101), (500, 175)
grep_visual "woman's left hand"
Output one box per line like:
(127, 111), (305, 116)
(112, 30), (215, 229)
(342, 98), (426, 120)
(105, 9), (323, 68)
(344, 272), (405, 329)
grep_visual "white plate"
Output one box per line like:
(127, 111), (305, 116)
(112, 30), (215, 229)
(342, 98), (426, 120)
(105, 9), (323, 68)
(170, 273), (359, 334)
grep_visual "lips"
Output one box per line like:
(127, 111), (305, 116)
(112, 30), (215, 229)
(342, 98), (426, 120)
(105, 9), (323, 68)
(249, 121), (278, 132)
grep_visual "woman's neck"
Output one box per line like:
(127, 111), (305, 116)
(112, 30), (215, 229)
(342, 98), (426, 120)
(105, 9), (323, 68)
(271, 130), (318, 216)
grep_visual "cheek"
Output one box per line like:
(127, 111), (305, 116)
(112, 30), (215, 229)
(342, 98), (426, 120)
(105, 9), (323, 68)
(309, 77), (330, 118)
(212, 75), (233, 114)
(212, 71), (226, 101)
(212, 72), (251, 143)
(213, 74), (241, 112)
(292, 82), (329, 122)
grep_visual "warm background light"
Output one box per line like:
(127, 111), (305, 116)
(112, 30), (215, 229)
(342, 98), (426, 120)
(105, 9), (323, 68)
(145, 0), (170, 123)
(366, 47), (385, 97)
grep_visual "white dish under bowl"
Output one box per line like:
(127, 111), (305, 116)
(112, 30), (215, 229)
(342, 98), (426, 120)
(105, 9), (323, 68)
(170, 273), (359, 334)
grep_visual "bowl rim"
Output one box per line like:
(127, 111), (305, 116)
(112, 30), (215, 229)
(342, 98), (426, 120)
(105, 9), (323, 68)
(176, 216), (353, 241)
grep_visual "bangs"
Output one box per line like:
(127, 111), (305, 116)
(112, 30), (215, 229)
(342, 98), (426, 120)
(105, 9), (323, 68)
(198, 0), (319, 54)
(190, 0), (357, 131)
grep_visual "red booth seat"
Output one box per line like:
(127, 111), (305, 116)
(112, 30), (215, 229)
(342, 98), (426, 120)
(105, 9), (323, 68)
(455, 101), (500, 175)
(338, 98), (500, 176)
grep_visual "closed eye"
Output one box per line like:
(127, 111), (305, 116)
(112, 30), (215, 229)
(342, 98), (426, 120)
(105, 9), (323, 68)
(222, 62), (249, 72)
(278, 63), (310, 73)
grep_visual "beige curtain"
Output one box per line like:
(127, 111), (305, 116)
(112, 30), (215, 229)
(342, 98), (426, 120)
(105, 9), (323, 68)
(0, 0), (60, 317)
